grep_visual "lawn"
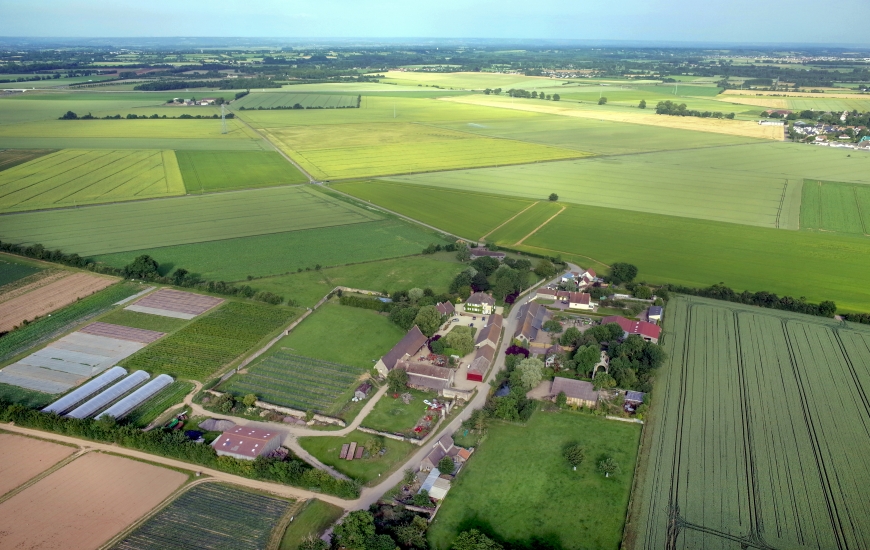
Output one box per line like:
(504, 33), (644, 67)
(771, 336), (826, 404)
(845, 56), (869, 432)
(0, 149), (185, 213)
(630, 296), (870, 550)
(91, 219), (447, 282)
(279, 499), (344, 550)
(332, 180), (536, 240)
(0, 255), (43, 287)
(428, 410), (641, 550)
(96, 308), (190, 333)
(176, 150), (308, 192)
(361, 388), (434, 434)
(801, 179), (870, 235)
(297, 429), (417, 485)
(250, 252), (468, 307)
(0, 186), (381, 256)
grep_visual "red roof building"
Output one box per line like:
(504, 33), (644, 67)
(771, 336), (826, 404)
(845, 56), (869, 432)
(212, 426), (282, 460)
(600, 315), (661, 343)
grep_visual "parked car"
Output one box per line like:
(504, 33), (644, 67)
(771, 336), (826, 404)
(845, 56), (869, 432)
(452, 317), (459, 322)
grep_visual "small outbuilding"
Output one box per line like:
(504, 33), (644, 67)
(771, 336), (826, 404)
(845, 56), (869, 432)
(354, 383), (372, 400)
(550, 377), (600, 408)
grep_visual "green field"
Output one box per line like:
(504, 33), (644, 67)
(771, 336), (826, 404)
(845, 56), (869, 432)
(96, 308), (189, 333)
(0, 118), (259, 140)
(332, 180), (535, 240)
(630, 296), (870, 549)
(176, 150), (308, 192)
(0, 186), (382, 256)
(0, 255), (42, 287)
(800, 179), (870, 235)
(361, 388), (432, 434)
(234, 92), (358, 109)
(486, 200), (565, 244)
(121, 301), (299, 380)
(0, 149), (185, 212)
(113, 483), (293, 550)
(250, 252), (467, 307)
(428, 410), (641, 550)
(279, 499), (344, 550)
(298, 429), (416, 484)
(92, 219), (448, 282)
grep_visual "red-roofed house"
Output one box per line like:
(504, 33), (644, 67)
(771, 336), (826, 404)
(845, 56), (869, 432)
(212, 426), (282, 460)
(600, 315), (661, 343)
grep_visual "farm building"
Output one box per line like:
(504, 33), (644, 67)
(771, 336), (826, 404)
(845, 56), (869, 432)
(648, 306), (663, 322)
(211, 426), (282, 460)
(625, 390), (645, 405)
(397, 361), (455, 393)
(469, 248), (506, 262)
(420, 434), (461, 471)
(467, 343), (496, 382)
(600, 315), (662, 343)
(475, 314), (502, 348)
(419, 468), (452, 500)
(550, 377), (600, 408)
(568, 292), (594, 310)
(436, 301), (455, 316)
(514, 301), (553, 344)
(464, 292), (495, 315)
(199, 98), (217, 105)
(375, 325), (428, 377)
(354, 383), (372, 400)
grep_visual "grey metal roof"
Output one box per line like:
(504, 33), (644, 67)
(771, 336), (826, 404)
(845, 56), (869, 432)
(42, 366), (128, 415)
(65, 371), (150, 419)
(96, 374), (174, 420)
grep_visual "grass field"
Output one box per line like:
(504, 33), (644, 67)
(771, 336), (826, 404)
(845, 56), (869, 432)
(176, 150), (308, 192)
(0, 255), (42, 287)
(0, 118), (260, 140)
(113, 483), (293, 550)
(0, 149), (54, 171)
(97, 308), (189, 333)
(428, 410), (641, 550)
(629, 296), (870, 550)
(279, 499), (344, 550)
(486, 201), (565, 244)
(0, 149), (185, 212)
(361, 388), (432, 434)
(800, 179), (870, 235)
(121, 301), (299, 380)
(92, 219), (448, 282)
(0, 186), (382, 256)
(0, 383), (55, 407)
(298, 429), (416, 484)
(234, 92), (358, 109)
(250, 252), (467, 307)
(332, 180), (535, 239)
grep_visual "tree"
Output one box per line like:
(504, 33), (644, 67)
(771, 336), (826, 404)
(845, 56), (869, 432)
(412, 489), (432, 507)
(638, 99), (647, 109)
(598, 97), (607, 105)
(534, 259), (556, 279)
(471, 271), (490, 291)
(608, 263), (638, 285)
(471, 256), (500, 276)
(394, 516), (428, 548)
(456, 245), (471, 262)
(332, 510), (376, 549)
(559, 327), (582, 347)
(387, 368), (409, 394)
(408, 288), (425, 303)
(242, 394), (258, 407)
(298, 535), (328, 550)
(598, 457), (621, 478)
(438, 455), (455, 473)
(574, 345), (600, 373)
(633, 285), (652, 299)
(366, 534), (399, 550)
(549, 193), (559, 201)
(445, 330), (474, 356)
(516, 357), (544, 390)
(593, 372), (616, 390)
(122, 255), (160, 279)
(452, 529), (504, 550)
(556, 391), (567, 408)
(364, 436), (384, 455)
(563, 444), (585, 469)
(403, 468), (417, 485)
(552, 94), (560, 101)
(413, 305), (443, 337)
(60, 110), (78, 120)
(543, 319), (563, 332)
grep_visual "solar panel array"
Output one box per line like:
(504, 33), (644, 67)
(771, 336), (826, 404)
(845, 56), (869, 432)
(65, 371), (150, 419)
(41, 366), (127, 415)
(96, 374), (174, 420)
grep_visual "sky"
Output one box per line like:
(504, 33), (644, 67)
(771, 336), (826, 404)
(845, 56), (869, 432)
(2, 0), (869, 46)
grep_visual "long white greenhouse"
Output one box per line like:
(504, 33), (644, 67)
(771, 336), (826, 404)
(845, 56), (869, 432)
(65, 370), (150, 419)
(41, 366), (128, 415)
(96, 374), (174, 420)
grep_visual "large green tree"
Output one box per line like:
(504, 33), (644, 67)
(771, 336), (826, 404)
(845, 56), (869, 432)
(452, 529), (504, 550)
(122, 254), (160, 279)
(515, 357), (544, 390)
(332, 510), (375, 549)
(413, 305), (443, 337)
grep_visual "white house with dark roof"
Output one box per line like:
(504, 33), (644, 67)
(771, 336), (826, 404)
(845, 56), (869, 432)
(464, 292), (495, 315)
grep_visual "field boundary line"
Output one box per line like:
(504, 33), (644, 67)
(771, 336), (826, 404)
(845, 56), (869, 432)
(230, 110), (315, 182)
(514, 206), (565, 246)
(480, 201), (539, 241)
(267, 498), (310, 550)
(853, 184), (870, 235)
(0, 446), (89, 505)
(514, 244), (612, 269)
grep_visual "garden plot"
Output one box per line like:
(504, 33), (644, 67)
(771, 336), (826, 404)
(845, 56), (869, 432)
(0, 272), (117, 333)
(0, 452), (186, 550)
(125, 288), (224, 319)
(0, 433), (76, 497)
(0, 323), (163, 393)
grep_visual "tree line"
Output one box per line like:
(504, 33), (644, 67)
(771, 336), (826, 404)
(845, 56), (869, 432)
(134, 77), (282, 91)
(655, 100), (735, 119)
(59, 111), (235, 120)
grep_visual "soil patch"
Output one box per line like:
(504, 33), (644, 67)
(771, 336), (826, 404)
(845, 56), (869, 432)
(0, 433), (76, 497)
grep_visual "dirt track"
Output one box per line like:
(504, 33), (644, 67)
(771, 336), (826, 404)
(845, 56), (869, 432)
(0, 272), (116, 332)
(0, 433), (76, 497)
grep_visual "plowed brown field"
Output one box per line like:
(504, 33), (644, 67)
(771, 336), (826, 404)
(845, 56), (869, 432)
(0, 433), (77, 497)
(0, 452), (186, 550)
(0, 272), (117, 332)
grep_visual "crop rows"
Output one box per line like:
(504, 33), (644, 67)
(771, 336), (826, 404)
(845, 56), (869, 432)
(125, 381), (194, 427)
(801, 179), (870, 235)
(121, 301), (296, 380)
(0, 282), (140, 363)
(631, 296), (870, 550)
(223, 352), (362, 412)
(113, 482), (292, 550)
(234, 92), (356, 109)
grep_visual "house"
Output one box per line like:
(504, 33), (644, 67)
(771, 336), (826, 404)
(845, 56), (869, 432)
(647, 306), (663, 322)
(580, 270), (596, 285)
(568, 292), (594, 311)
(561, 271), (581, 283)
(200, 98), (217, 105)
(354, 383), (372, 400)
(418, 468), (452, 500)
(624, 391), (645, 405)
(600, 315), (661, 344)
(514, 301), (552, 344)
(398, 361), (454, 393)
(374, 326), (428, 377)
(469, 248), (506, 261)
(420, 434), (460, 471)
(464, 292), (495, 315)
(475, 314), (502, 348)
(550, 377), (599, 408)
(535, 288), (558, 300)
(435, 301), (455, 317)
(211, 426), (282, 460)
(467, 343), (495, 382)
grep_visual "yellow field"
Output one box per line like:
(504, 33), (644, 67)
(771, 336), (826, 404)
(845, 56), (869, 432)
(440, 95), (783, 140)
(722, 89), (870, 99)
(376, 70), (570, 90)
